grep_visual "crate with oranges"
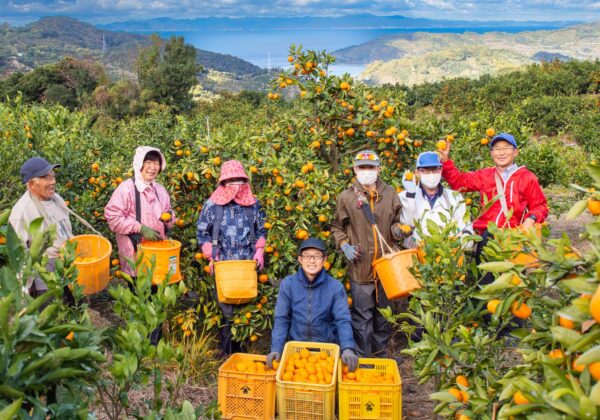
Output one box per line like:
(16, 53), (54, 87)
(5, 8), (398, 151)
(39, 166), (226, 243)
(217, 353), (277, 420)
(276, 341), (340, 420)
(338, 358), (402, 420)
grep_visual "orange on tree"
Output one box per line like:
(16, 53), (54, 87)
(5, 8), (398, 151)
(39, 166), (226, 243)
(111, 258), (120, 266)
(160, 212), (172, 221)
(448, 388), (462, 401)
(91, 162), (99, 171)
(480, 138), (489, 145)
(511, 300), (532, 319)
(588, 199), (600, 215)
(487, 299), (501, 314)
(436, 140), (447, 150)
(590, 284), (600, 323)
(486, 127), (496, 137)
(589, 362), (600, 380)
(572, 357), (585, 373)
(548, 349), (565, 360)
(258, 274), (268, 283)
(456, 375), (469, 388)
(513, 390), (530, 405)
(558, 315), (575, 329)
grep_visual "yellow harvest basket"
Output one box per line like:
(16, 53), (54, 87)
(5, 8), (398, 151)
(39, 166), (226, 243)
(138, 240), (182, 285)
(373, 249), (421, 299)
(217, 353), (276, 420)
(68, 234), (112, 295)
(276, 341), (339, 420)
(338, 358), (402, 420)
(214, 260), (257, 304)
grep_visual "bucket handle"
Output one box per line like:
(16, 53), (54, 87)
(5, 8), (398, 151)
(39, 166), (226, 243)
(373, 224), (397, 257)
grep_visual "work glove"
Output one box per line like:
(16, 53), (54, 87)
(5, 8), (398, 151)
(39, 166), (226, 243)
(140, 225), (161, 241)
(201, 242), (218, 261)
(341, 243), (360, 262)
(266, 351), (281, 369)
(341, 348), (359, 372)
(253, 247), (265, 270)
(392, 223), (411, 240)
(402, 171), (417, 194)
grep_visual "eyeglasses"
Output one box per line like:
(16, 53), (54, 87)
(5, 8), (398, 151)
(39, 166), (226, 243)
(300, 254), (324, 262)
(491, 147), (515, 154)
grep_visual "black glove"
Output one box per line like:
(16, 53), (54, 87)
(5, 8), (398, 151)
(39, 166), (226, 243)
(266, 351), (281, 369)
(341, 348), (359, 372)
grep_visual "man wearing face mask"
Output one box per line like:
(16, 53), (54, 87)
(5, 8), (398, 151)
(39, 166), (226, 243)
(399, 151), (472, 248)
(332, 150), (403, 358)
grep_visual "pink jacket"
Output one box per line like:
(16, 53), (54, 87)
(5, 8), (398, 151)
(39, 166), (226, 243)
(104, 147), (175, 275)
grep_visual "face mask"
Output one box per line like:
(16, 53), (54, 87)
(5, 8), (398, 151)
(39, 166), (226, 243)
(420, 173), (441, 189)
(356, 170), (378, 186)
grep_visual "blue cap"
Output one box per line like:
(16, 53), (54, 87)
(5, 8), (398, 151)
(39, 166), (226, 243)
(354, 150), (380, 167)
(490, 133), (517, 149)
(20, 157), (60, 184)
(298, 238), (327, 254)
(416, 152), (442, 168)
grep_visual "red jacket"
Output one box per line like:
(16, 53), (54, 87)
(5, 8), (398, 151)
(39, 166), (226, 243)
(442, 160), (548, 233)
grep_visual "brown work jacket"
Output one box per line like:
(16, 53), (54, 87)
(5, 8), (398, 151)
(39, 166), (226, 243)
(332, 180), (402, 284)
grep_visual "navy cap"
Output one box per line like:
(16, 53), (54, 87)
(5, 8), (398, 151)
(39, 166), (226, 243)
(298, 238), (327, 254)
(490, 133), (517, 149)
(416, 151), (442, 168)
(20, 157), (60, 184)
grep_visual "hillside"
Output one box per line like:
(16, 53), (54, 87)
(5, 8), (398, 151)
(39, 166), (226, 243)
(332, 21), (600, 85)
(0, 16), (261, 78)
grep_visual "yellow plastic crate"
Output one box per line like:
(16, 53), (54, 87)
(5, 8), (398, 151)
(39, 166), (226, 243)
(276, 341), (340, 420)
(217, 353), (276, 420)
(338, 358), (402, 420)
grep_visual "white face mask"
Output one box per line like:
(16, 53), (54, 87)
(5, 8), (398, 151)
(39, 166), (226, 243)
(356, 170), (378, 186)
(420, 173), (441, 189)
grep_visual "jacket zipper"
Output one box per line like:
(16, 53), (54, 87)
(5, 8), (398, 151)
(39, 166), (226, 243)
(307, 285), (312, 340)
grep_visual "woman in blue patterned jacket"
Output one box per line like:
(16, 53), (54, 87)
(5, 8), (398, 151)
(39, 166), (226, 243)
(196, 160), (266, 355)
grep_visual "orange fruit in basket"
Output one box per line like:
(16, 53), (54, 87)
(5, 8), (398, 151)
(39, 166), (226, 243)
(282, 371), (293, 381)
(272, 360), (279, 370)
(235, 362), (247, 372)
(300, 348), (311, 359)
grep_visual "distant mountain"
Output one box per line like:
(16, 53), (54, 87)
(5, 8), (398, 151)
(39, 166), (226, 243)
(333, 21), (600, 85)
(0, 16), (261, 78)
(101, 14), (577, 32)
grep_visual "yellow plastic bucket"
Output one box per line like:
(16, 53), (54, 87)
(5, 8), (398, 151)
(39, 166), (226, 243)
(138, 240), (182, 285)
(373, 249), (421, 299)
(214, 260), (257, 304)
(68, 234), (112, 295)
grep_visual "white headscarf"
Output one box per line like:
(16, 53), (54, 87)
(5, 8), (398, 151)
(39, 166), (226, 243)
(133, 146), (167, 192)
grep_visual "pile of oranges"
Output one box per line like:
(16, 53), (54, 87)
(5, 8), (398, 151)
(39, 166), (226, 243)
(280, 348), (335, 384)
(340, 366), (396, 384)
(233, 360), (276, 374)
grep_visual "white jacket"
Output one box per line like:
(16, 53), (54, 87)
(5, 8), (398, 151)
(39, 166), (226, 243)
(399, 186), (472, 248)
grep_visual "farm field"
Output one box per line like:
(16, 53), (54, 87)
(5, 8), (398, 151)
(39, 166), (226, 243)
(1, 49), (600, 419)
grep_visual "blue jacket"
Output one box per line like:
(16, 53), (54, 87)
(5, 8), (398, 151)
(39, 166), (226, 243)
(271, 268), (356, 354)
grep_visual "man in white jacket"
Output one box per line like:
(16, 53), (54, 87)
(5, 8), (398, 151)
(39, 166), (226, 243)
(399, 151), (472, 248)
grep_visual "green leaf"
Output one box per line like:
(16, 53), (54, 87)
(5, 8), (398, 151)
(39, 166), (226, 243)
(551, 326), (582, 348)
(566, 199), (589, 220)
(478, 261), (514, 273)
(0, 398), (22, 419)
(577, 345), (600, 365)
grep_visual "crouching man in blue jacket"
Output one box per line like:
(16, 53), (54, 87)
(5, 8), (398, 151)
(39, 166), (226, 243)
(266, 238), (359, 372)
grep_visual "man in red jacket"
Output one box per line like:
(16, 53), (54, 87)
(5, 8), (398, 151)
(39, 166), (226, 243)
(439, 133), (548, 273)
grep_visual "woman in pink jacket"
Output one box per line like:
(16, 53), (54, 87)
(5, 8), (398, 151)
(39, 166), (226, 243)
(104, 146), (175, 279)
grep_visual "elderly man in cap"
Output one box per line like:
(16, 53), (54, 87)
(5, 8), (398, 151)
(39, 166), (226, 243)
(9, 157), (73, 296)
(331, 150), (404, 358)
(439, 133), (548, 270)
(399, 151), (472, 248)
(266, 238), (358, 372)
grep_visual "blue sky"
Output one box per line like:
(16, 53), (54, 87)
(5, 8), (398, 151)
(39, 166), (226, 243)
(1, 0), (599, 24)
